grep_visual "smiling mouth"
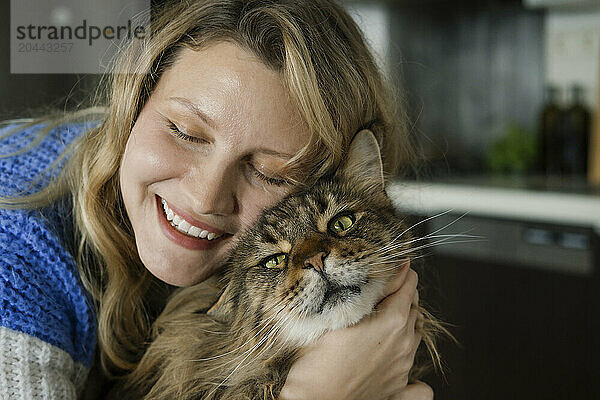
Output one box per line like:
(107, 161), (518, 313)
(157, 195), (231, 241)
(156, 195), (232, 251)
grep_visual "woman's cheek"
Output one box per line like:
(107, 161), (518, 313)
(125, 125), (185, 191)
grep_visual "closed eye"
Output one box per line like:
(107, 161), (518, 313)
(167, 121), (208, 144)
(249, 164), (290, 186)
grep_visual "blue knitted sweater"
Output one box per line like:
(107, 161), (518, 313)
(0, 121), (98, 399)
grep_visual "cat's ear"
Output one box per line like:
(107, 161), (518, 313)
(335, 129), (385, 190)
(206, 282), (236, 321)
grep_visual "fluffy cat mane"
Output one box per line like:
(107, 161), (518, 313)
(111, 130), (446, 400)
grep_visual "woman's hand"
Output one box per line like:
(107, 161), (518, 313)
(279, 262), (428, 400)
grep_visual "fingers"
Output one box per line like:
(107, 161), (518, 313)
(412, 286), (419, 308)
(411, 290), (425, 334)
(408, 307), (419, 333)
(390, 381), (434, 400)
(407, 307), (422, 355)
(379, 260), (411, 299)
(415, 310), (425, 334)
(376, 269), (419, 330)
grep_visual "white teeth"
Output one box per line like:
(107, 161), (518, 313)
(160, 197), (224, 240)
(162, 200), (174, 220)
(178, 220), (191, 233)
(188, 226), (201, 237)
(166, 209), (174, 221)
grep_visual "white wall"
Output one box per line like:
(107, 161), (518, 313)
(344, 3), (391, 77)
(545, 9), (600, 107)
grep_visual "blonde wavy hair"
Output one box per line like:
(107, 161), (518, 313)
(0, 0), (415, 376)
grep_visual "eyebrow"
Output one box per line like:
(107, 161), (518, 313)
(168, 96), (218, 130)
(255, 148), (295, 158)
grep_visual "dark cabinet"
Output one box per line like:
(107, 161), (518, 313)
(415, 216), (599, 399)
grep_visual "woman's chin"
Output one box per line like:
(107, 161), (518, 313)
(146, 264), (211, 287)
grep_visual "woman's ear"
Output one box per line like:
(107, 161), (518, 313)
(334, 129), (385, 191)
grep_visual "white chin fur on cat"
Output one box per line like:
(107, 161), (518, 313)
(277, 280), (386, 348)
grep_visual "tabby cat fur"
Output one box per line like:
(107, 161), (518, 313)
(113, 129), (442, 400)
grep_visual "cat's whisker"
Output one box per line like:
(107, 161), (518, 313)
(384, 233), (486, 257)
(372, 252), (439, 272)
(386, 209), (455, 246)
(371, 238), (487, 272)
(380, 209), (467, 256)
(251, 313), (293, 361)
(374, 233), (484, 262)
(265, 314), (299, 364)
(377, 210), (467, 255)
(398, 232), (481, 247)
(373, 240), (484, 272)
(388, 238), (486, 260)
(421, 211), (470, 242)
(205, 330), (273, 395)
(195, 307), (289, 380)
(223, 315), (298, 392)
(372, 254), (434, 274)
(209, 295), (299, 367)
(196, 296), (288, 337)
(206, 313), (292, 397)
(403, 236), (486, 255)
(373, 233), (483, 258)
(189, 301), (288, 363)
(207, 299), (287, 338)
(241, 316), (288, 363)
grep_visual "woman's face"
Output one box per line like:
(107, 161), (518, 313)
(119, 42), (309, 286)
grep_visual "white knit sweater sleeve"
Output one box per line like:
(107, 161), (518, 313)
(0, 327), (89, 400)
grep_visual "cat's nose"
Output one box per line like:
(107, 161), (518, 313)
(303, 251), (329, 273)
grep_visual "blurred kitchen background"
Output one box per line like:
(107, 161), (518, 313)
(2, 0), (599, 399)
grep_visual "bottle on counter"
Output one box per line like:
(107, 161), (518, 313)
(562, 84), (591, 176)
(538, 85), (562, 175)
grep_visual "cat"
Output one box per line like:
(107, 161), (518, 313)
(112, 129), (443, 400)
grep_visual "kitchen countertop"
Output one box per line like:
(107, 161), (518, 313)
(387, 175), (600, 232)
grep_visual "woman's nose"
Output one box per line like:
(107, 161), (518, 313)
(182, 157), (238, 216)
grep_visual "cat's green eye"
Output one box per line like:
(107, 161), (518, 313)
(329, 214), (355, 234)
(262, 253), (288, 269)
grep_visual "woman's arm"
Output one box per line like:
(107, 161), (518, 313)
(279, 265), (430, 400)
(0, 209), (96, 399)
(0, 326), (87, 399)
